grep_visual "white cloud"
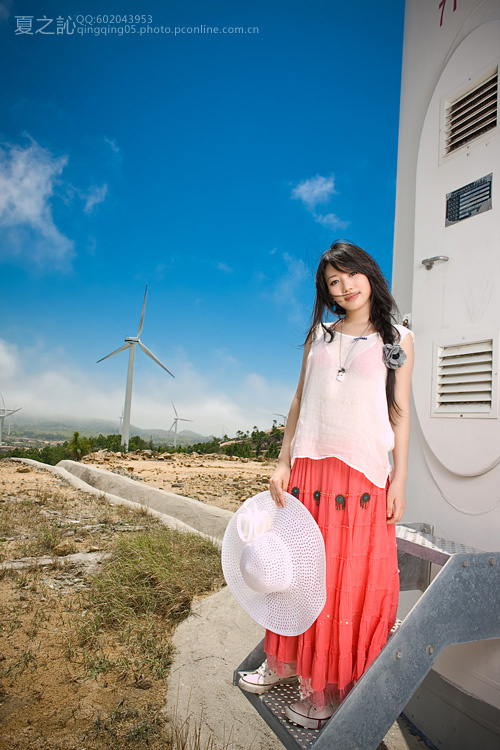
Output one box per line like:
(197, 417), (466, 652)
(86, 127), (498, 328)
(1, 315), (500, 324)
(104, 136), (120, 154)
(273, 252), (307, 300)
(256, 251), (310, 327)
(291, 174), (336, 210)
(0, 339), (20, 381)
(0, 138), (74, 266)
(313, 212), (350, 230)
(269, 252), (309, 325)
(0, 338), (294, 437)
(213, 348), (238, 366)
(217, 262), (233, 274)
(84, 183), (108, 213)
(291, 173), (349, 230)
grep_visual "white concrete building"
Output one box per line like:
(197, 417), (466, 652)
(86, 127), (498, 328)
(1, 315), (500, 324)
(393, 0), (500, 746)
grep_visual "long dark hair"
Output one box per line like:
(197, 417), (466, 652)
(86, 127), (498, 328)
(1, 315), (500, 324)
(307, 239), (402, 422)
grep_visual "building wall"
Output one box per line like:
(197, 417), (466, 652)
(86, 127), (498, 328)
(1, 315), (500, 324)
(392, 0), (500, 712)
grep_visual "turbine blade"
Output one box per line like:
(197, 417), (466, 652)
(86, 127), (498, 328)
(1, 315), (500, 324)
(97, 343), (130, 363)
(169, 421), (176, 432)
(172, 402), (178, 417)
(0, 393), (5, 409)
(138, 342), (174, 377)
(137, 286), (148, 337)
(179, 418), (194, 422)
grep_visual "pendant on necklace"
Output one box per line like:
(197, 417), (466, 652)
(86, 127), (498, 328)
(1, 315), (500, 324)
(337, 368), (346, 382)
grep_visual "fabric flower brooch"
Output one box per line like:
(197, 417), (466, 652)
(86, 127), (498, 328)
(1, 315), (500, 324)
(383, 343), (407, 369)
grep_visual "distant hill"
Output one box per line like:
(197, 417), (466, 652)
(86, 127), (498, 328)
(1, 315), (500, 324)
(8, 414), (213, 445)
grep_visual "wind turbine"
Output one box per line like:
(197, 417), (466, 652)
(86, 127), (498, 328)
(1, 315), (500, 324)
(97, 286), (174, 451)
(273, 412), (288, 427)
(0, 394), (21, 447)
(169, 402), (193, 448)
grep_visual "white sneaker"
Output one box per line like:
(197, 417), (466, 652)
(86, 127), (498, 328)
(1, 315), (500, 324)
(285, 697), (335, 729)
(238, 660), (298, 695)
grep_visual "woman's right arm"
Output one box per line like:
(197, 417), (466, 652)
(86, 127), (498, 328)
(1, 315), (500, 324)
(269, 334), (312, 508)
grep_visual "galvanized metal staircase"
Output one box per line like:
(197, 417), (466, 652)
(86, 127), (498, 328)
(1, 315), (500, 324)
(234, 523), (500, 750)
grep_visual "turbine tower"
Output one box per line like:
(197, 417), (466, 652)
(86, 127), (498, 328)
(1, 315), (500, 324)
(0, 395), (21, 447)
(169, 402), (193, 448)
(97, 286), (174, 451)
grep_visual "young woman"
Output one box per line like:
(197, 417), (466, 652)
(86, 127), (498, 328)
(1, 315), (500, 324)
(239, 240), (414, 730)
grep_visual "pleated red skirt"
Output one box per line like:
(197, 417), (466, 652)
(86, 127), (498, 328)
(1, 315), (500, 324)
(264, 456), (399, 707)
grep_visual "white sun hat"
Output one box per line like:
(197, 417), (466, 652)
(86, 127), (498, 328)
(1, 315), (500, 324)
(221, 490), (326, 636)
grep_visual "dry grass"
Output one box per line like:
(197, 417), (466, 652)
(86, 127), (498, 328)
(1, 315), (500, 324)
(77, 703), (236, 749)
(72, 528), (223, 680)
(81, 529), (222, 627)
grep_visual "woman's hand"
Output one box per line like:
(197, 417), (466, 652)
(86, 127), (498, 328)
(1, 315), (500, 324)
(386, 478), (406, 524)
(269, 461), (291, 508)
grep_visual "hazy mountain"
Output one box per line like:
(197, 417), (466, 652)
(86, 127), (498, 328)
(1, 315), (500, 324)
(8, 414), (213, 444)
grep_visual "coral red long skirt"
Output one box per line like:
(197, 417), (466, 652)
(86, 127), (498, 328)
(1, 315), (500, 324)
(264, 456), (399, 707)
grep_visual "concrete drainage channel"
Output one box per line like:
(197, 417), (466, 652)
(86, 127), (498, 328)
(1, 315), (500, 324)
(11, 457), (231, 545)
(8, 458), (430, 750)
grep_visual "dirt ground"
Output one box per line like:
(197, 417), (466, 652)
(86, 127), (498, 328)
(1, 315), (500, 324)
(0, 453), (260, 750)
(80, 450), (277, 511)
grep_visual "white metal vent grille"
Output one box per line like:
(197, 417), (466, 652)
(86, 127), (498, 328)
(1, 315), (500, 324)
(444, 69), (498, 154)
(436, 340), (493, 414)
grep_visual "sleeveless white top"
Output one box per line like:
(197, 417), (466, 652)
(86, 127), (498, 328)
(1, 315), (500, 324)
(290, 324), (414, 488)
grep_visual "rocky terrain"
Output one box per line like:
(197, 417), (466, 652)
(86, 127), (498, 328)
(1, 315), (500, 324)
(80, 449), (277, 511)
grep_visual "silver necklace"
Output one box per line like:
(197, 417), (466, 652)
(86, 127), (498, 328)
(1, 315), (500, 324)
(336, 319), (372, 382)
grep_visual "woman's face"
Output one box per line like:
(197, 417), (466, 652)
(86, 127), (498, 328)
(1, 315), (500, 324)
(324, 263), (372, 313)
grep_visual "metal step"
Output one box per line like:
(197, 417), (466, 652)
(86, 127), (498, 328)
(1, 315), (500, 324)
(236, 618), (404, 750)
(395, 523), (480, 564)
(234, 522), (500, 750)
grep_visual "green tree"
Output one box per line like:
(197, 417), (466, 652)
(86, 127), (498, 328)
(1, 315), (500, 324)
(251, 425), (266, 457)
(68, 431), (90, 461)
(266, 441), (280, 459)
(128, 435), (148, 451)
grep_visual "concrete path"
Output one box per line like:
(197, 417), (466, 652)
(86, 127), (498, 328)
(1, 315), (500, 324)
(164, 586), (431, 750)
(57, 459), (232, 540)
(165, 587), (277, 750)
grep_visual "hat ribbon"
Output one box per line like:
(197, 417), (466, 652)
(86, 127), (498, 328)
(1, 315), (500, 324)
(237, 501), (273, 543)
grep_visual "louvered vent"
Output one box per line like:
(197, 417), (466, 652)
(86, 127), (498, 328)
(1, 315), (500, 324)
(436, 340), (493, 414)
(444, 70), (498, 154)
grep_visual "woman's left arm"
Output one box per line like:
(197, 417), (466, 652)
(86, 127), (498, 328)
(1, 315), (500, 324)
(387, 333), (415, 524)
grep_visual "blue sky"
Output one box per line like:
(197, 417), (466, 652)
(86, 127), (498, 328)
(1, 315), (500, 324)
(0, 0), (405, 437)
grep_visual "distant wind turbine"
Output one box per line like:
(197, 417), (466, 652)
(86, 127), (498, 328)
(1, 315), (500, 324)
(169, 402), (193, 448)
(0, 394), (21, 447)
(273, 412), (288, 427)
(97, 286), (174, 451)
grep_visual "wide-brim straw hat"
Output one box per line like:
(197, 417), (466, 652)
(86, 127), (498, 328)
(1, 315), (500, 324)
(222, 490), (326, 636)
